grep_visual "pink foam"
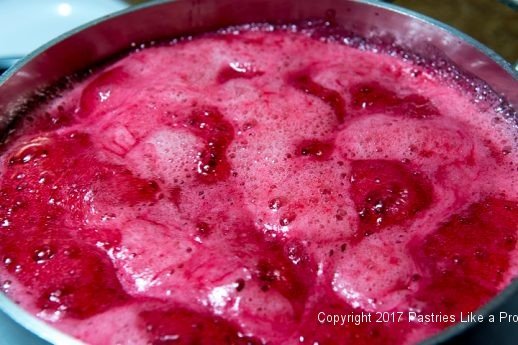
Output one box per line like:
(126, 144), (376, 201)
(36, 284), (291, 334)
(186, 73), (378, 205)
(0, 23), (516, 345)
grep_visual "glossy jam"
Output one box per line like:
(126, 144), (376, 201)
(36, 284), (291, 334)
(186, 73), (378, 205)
(0, 23), (517, 345)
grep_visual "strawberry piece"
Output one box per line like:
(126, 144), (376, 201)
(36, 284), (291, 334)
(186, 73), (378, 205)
(350, 160), (433, 237)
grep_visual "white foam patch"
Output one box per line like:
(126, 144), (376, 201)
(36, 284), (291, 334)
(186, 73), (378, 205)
(332, 236), (420, 312)
(125, 128), (202, 182)
(57, 304), (147, 345)
(110, 218), (193, 296)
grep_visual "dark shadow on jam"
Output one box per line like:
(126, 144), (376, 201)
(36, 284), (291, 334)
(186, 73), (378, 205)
(287, 71), (346, 124)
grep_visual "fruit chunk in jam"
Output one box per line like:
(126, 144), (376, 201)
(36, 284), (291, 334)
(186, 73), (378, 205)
(350, 82), (440, 119)
(141, 307), (261, 345)
(412, 198), (518, 316)
(349, 160), (433, 237)
(185, 107), (234, 183)
(0, 22), (516, 345)
(288, 70), (346, 123)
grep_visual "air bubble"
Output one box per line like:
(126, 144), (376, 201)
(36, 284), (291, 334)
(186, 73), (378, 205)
(268, 198), (283, 211)
(280, 212), (296, 226)
(33, 246), (55, 264)
(1, 280), (11, 291)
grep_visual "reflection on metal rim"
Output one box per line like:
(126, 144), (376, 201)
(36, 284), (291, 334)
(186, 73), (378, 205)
(0, 57), (20, 75)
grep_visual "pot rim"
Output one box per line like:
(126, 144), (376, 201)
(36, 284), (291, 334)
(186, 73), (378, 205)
(0, 1), (516, 344)
(1, 0), (517, 85)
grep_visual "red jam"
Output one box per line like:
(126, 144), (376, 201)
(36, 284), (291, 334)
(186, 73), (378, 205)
(0, 23), (516, 345)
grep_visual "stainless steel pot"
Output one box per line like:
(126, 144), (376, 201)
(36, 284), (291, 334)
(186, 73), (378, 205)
(0, 1), (516, 344)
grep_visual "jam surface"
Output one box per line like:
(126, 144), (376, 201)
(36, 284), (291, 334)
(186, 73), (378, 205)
(0, 23), (517, 345)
